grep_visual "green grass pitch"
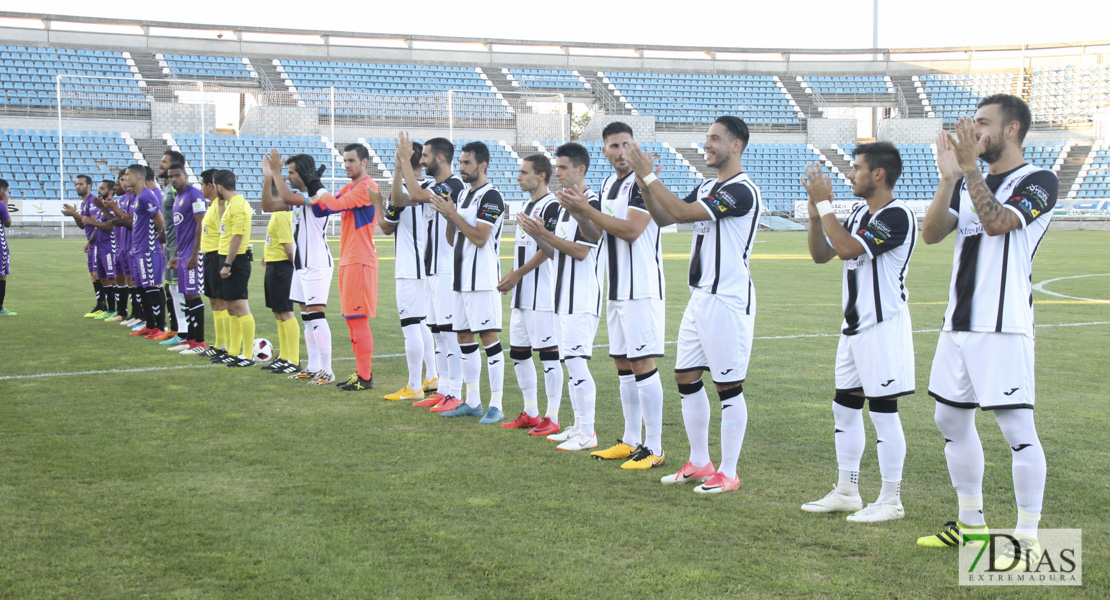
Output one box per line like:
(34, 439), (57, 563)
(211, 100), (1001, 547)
(1, 229), (1107, 599)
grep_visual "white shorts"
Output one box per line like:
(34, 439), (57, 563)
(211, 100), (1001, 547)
(607, 297), (665, 361)
(675, 290), (753, 384)
(426, 274), (455, 331)
(510, 308), (558, 350)
(929, 330), (1036, 410)
(835, 308), (915, 399)
(453, 290), (502, 333)
(290, 265), (333, 306)
(395, 278), (427, 322)
(557, 313), (599, 359)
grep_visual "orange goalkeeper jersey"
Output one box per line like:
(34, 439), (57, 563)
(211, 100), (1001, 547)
(309, 176), (379, 268)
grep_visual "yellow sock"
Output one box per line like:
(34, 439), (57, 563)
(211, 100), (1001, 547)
(239, 314), (256, 358)
(284, 318), (300, 365)
(214, 309), (230, 350)
(276, 317), (288, 360)
(228, 314), (243, 357)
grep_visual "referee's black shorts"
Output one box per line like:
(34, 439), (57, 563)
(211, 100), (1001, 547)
(264, 260), (295, 313)
(203, 252), (222, 298)
(219, 253), (252, 301)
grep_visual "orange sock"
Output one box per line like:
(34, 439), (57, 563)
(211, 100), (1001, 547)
(348, 316), (374, 380)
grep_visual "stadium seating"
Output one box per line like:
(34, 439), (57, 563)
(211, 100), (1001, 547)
(274, 60), (512, 121)
(168, 134), (339, 209)
(798, 75), (893, 96)
(158, 54), (256, 81)
(1028, 65), (1110, 124)
(1070, 142), (1110, 199)
(745, 144), (852, 213)
(0, 129), (142, 200)
(535, 140), (703, 204)
(0, 45), (146, 111)
(363, 137), (525, 203)
(914, 73), (1015, 123)
(599, 71), (802, 126)
(503, 68), (589, 91)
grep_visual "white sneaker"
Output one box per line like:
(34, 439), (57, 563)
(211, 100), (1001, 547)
(121, 317), (139, 326)
(168, 343), (190, 352)
(556, 431), (597, 451)
(801, 489), (864, 513)
(846, 502), (905, 523)
(547, 425), (580, 442)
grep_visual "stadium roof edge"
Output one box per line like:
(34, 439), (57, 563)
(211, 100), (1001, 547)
(4, 11), (1109, 58)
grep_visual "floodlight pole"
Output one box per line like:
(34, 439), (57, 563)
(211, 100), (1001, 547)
(448, 90), (454, 142)
(330, 86), (336, 193)
(198, 82), (206, 171)
(56, 74), (65, 237)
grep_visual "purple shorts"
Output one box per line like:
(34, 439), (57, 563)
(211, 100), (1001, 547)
(132, 249), (165, 289)
(116, 248), (131, 277)
(177, 253), (203, 296)
(95, 245), (117, 279)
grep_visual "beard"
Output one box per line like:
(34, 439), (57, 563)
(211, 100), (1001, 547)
(978, 134), (1005, 164)
(424, 161), (439, 178)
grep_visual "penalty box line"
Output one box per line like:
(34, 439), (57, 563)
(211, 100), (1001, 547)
(3, 320), (1107, 382)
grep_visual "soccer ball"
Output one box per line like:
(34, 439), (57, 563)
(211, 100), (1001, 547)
(253, 338), (274, 362)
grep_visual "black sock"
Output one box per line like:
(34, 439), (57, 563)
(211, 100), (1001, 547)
(142, 287), (161, 330)
(117, 286), (129, 317)
(186, 297), (205, 343)
(0, 279), (6, 309)
(155, 288), (167, 330)
(164, 284), (179, 332)
(105, 285), (117, 312)
(93, 280), (105, 311)
(132, 288), (144, 321)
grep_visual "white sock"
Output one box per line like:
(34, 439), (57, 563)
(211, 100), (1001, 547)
(168, 286), (187, 335)
(421, 324), (438, 382)
(935, 403), (986, 526)
(302, 313), (319, 372)
(679, 381), (711, 468)
(460, 342), (481, 408)
(833, 400), (865, 495)
(566, 357), (595, 437)
(313, 317), (333, 375)
(718, 388), (748, 480)
(995, 408), (1046, 538)
(513, 350), (539, 417)
(485, 341), (504, 411)
(879, 480), (902, 506)
(401, 323), (424, 390)
(618, 371), (642, 446)
(869, 408), (906, 502)
(541, 356), (563, 421)
(442, 332), (462, 398)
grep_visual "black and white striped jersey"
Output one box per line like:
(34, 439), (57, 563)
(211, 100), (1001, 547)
(424, 174), (466, 277)
(553, 193), (603, 316)
(292, 200), (332, 270)
(837, 199), (917, 335)
(452, 182), (505, 292)
(511, 192), (561, 311)
(384, 179), (432, 280)
(683, 173), (762, 314)
(599, 172), (663, 301)
(942, 164), (1057, 336)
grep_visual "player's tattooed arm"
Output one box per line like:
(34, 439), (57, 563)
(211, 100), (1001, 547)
(951, 118), (1022, 236)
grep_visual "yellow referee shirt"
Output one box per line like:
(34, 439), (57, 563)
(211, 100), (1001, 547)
(200, 199), (223, 254)
(218, 194), (252, 256)
(264, 210), (294, 262)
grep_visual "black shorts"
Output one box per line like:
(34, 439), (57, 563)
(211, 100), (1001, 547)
(219, 253), (252, 301)
(203, 252), (222, 298)
(264, 260), (294, 313)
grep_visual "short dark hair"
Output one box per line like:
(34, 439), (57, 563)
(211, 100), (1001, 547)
(461, 141), (490, 166)
(144, 166), (155, 182)
(424, 137), (454, 163)
(200, 168), (217, 185)
(714, 116), (750, 150)
(555, 142), (590, 172)
(285, 154), (324, 180)
(126, 164), (146, 177)
(0, 178), (8, 189)
(163, 150), (186, 166)
(602, 121), (634, 141)
(977, 94), (1032, 144)
(76, 174), (93, 186)
(100, 178), (115, 188)
(117, 168), (128, 178)
(523, 154), (552, 184)
(410, 141), (423, 171)
(852, 142), (903, 188)
(214, 170), (236, 191)
(343, 143), (369, 161)
(167, 163), (186, 174)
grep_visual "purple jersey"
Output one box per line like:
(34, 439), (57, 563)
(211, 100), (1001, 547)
(79, 193), (97, 242)
(92, 202), (115, 254)
(131, 188), (161, 256)
(115, 193), (134, 253)
(172, 185), (206, 260)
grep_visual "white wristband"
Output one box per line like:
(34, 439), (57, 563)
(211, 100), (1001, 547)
(815, 200), (834, 218)
(640, 173), (658, 187)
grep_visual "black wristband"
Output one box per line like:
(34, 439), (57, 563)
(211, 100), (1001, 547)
(223, 262), (232, 268)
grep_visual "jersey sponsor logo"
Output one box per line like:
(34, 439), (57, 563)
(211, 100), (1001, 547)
(958, 223), (984, 236)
